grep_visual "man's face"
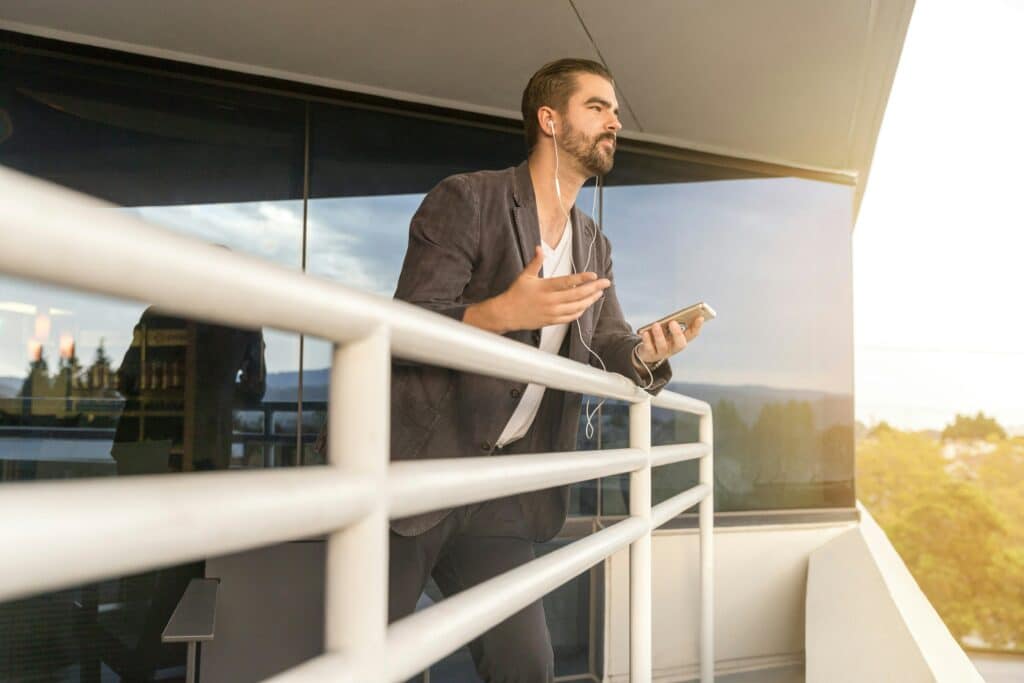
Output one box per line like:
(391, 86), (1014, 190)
(558, 73), (622, 177)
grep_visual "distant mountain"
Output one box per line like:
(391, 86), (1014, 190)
(265, 369), (323, 401)
(0, 376), (23, 398)
(266, 370), (852, 427)
(664, 381), (853, 430)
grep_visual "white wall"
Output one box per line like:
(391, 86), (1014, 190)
(805, 505), (984, 683)
(603, 520), (854, 682)
(202, 519), (898, 683)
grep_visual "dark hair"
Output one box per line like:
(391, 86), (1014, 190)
(521, 58), (614, 152)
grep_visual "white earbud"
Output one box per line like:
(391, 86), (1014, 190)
(550, 120), (563, 201)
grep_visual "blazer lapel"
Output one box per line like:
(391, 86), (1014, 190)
(568, 205), (598, 362)
(510, 161), (541, 271)
(511, 160), (597, 362)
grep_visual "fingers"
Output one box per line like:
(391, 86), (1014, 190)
(639, 328), (655, 357)
(637, 318), (697, 365)
(546, 278), (611, 304)
(545, 271), (601, 290)
(640, 321), (684, 361)
(551, 290), (605, 320)
(523, 245), (545, 277)
(684, 316), (704, 341)
(649, 320), (671, 356)
(666, 320), (688, 352)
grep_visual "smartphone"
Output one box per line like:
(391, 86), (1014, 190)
(637, 302), (716, 336)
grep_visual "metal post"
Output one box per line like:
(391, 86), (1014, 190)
(699, 412), (715, 683)
(325, 326), (390, 663)
(186, 642), (197, 683)
(628, 398), (652, 682)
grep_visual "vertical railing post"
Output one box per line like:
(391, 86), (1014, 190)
(325, 326), (390, 667)
(699, 410), (715, 683)
(629, 397), (652, 682)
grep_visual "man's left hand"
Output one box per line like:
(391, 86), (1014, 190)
(636, 316), (704, 366)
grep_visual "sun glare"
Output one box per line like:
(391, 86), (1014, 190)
(853, 0), (1024, 431)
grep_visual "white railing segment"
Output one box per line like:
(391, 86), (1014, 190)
(388, 448), (647, 518)
(0, 167), (715, 683)
(269, 517), (651, 683)
(0, 167), (641, 403)
(0, 468), (377, 603)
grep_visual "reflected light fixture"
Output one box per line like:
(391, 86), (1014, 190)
(0, 301), (37, 315)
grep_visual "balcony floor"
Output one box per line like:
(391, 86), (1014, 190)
(713, 662), (804, 683)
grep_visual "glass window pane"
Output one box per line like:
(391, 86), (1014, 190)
(0, 48), (305, 681)
(597, 155), (855, 514)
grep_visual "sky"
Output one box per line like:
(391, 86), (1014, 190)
(852, 0), (1024, 432)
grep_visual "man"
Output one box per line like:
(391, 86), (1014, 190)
(388, 58), (703, 681)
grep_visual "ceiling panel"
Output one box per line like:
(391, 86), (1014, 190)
(0, 0), (912, 186)
(0, 1), (619, 121)
(576, 0), (870, 171)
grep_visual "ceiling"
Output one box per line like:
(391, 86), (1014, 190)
(0, 0), (915, 206)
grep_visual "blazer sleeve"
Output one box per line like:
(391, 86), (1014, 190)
(393, 175), (480, 321)
(590, 233), (673, 394)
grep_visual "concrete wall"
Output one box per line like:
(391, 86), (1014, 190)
(603, 520), (853, 682)
(805, 505), (984, 683)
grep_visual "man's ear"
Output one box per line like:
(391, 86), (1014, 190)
(537, 107), (556, 136)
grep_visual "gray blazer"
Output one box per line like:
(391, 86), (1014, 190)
(389, 160), (671, 540)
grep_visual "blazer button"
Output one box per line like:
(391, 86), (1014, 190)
(481, 441), (491, 451)
(510, 388), (521, 399)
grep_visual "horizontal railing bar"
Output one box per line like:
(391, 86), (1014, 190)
(650, 443), (711, 468)
(388, 448), (645, 519)
(651, 391), (711, 416)
(386, 516), (647, 681)
(0, 167), (645, 404)
(0, 468), (376, 604)
(267, 517), (649, 683)
(650, 484), (711, 530)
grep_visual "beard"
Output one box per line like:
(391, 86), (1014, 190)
(560, 120), (616, 176)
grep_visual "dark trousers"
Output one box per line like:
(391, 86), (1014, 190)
(388, 439), (555, 683)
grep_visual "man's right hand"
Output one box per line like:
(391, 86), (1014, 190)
(464, 245), (611, 334)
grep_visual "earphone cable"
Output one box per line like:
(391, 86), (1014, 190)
(552, 128), (654, 440)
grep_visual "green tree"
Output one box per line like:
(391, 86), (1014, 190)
(712, 399), (752, 507)
(858, 427), (1024, 648)
(18, 349), (51, 399)
(977, 439), (1024, 556)
(887, 481), (1008, 640)
(941, 411), (1007, 441)
(749, 400), (816, 484)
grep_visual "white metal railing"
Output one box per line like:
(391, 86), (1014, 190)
(0, 166), (714, 683)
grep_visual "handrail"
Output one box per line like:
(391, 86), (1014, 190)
(652, 484), (713, 529)
(0, 468), (376, 603)
(0, 167), (645, 403)
(388, 448), (646, 518)
(0, 166), (714, 683)
(651, 443), (711, 467)
(269, 517), (650, 683)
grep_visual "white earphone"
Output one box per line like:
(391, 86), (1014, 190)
(549, 120), (563, 200)
(546, 116), (655, 440)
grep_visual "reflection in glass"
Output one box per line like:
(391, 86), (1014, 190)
(0, 47), (304, 680)
(597, 171), (855, 513)
(112, 308), (266, 474)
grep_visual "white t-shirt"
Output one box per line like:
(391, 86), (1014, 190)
(496, 218), (574, 448)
